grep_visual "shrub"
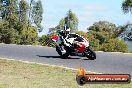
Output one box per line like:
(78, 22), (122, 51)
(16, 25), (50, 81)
(39, 34), (56, 47)
(100, 39), (128, 52)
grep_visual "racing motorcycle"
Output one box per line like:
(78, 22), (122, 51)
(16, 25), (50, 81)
(51, 33), (96, 60)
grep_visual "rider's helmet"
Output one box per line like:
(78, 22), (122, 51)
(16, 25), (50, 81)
(64, 24), (70, 35)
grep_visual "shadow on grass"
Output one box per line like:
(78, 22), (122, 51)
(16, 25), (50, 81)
(36, 55), (81, 59)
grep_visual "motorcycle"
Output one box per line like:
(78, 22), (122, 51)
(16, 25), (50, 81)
(51, 33), (96, 60)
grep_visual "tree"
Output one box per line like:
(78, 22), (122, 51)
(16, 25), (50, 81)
(122, 0), (132, 14)
(87, 21), (119, 44)
(0, 20), (20, 44)
(121, 0), (132, 41)
(56, 18), (65, 30)
(31, 0), (43, 32)
(39, 33), (56, 47)
(0, 0), (41, 44)
(49, 10), (78, 33)
(65, 10), (78, 32)
(120, 23), (132, 40)
(0, 0), (19, 28)
(114, 25), (128, 38)
(19, 0), (28, 25)
(0, 0), (20, 44)
(20, 25), (38, 45)
(49, 18), (65, 33)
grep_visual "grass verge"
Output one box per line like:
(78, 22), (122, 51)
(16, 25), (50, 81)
(0, 58), (131, 88)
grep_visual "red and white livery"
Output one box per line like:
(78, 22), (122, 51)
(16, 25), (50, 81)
(51, 33), (96, 60)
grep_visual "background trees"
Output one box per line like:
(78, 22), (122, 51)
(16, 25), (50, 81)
(0, 0), (43, 44)
(122, 0), (132, 14)
(0, 0), (130, 52)
(100, 38), (128, 52)
(86, 21), (128, 52)
(0, 0), (20, 44)
(120, 24), (132, 40)
(49, 10), (78, 33)
(64, 10), (78, 32)
(121, 0), (132, 41)
(87, 21), (120, 44)
(0, 20), (19, 44)
(31, 0), (43, 32)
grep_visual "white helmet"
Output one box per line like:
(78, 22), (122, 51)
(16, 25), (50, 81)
(64, 24), (70, 34)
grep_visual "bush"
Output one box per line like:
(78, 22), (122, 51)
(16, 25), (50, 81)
(100, 39), (128, 52)
(39, 34), (56, 47)
(20, 26), (38, 45)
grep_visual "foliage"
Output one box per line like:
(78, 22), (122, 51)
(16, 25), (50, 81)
(19, 0), (29, 24)
(0, 0), (43, 45)
(0, 0), (18, 19)
(121, 0), (132, 41)
(100, 39), (128, 52)
(56, 18), (65, 30)
(122, 0), (132, 14)
(20, 26), (38, 45)
(50, 10), (78, 33)
(119, 24), (132, 40)
(88, 21), (121, 44)
(39, 33), (56, 47)
(125, 24), (132, 40)
(114, 25), (127, 38)
(0, 20), (20, 44)
(85, 21), (129, 52)
(65, 10), (78, 32)
(31, 0), (43, 32)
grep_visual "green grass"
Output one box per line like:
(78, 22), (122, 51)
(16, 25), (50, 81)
(0, 58), (131, 88)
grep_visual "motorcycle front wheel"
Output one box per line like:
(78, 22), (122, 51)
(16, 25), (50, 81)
(84, 48), (96, 60)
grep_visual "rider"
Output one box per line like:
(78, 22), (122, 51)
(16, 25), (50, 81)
(58, 24), (70, 51)
(59, 24), (70, 37)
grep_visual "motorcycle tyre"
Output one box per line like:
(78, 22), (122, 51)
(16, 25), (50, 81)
(56, 46), (70, 59)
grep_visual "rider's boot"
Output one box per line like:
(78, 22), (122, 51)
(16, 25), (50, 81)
(59, 44), (66, 53)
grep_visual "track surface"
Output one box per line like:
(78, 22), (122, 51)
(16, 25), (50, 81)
(0, 44), (132, 75)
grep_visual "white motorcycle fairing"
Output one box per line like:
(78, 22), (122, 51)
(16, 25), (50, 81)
(51, 33), (96, 60)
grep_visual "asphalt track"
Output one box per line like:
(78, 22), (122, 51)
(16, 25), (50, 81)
(0, 44), (132, 75)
